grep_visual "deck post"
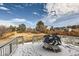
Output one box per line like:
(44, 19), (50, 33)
(10, 43), (12, 54)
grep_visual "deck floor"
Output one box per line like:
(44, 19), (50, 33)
(12, 42), (79, 56)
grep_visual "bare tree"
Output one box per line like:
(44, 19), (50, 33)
(0, 25), (7, 37)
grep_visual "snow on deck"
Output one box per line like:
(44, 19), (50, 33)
(12, 42), (79, 56)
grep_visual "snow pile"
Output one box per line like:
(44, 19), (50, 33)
(12, 42), (79, 56)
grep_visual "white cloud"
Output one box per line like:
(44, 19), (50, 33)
(33, 12), (39, 16)
(7, 11), (12, 14)
(48, 18), (56, 23)
(12, 18), (26, 22)
(43, 9), (47, 12)
(0, 7), (9, 11)
(0, 20), (16, 27)
(0, 18), (26, 22)
(40, 15), (57, 26)
(12, 18), (33, 27)
(0, 18), (33, 27)
(41, 3), (79, 27)
(46, 3), (79, 15)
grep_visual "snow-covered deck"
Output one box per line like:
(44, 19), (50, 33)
(12, 42), (79, 56)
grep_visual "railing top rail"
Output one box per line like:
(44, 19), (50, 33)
(0, 36), (23, 48)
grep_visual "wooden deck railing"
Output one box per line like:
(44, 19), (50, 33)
(0, 36), (24, 56)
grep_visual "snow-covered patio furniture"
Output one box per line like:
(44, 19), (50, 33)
(43, 35), (61, 52)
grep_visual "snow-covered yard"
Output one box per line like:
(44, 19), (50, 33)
(12, 42), (79, 56)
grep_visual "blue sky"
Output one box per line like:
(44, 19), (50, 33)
(0, 3), (79, 28)
(0, 3), (47, 27)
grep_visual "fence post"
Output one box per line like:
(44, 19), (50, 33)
(0, 48), (3, 56)
(22, 36), (24, 45)
(10, 43), (12, 54)
(32, 36), (35, 44)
